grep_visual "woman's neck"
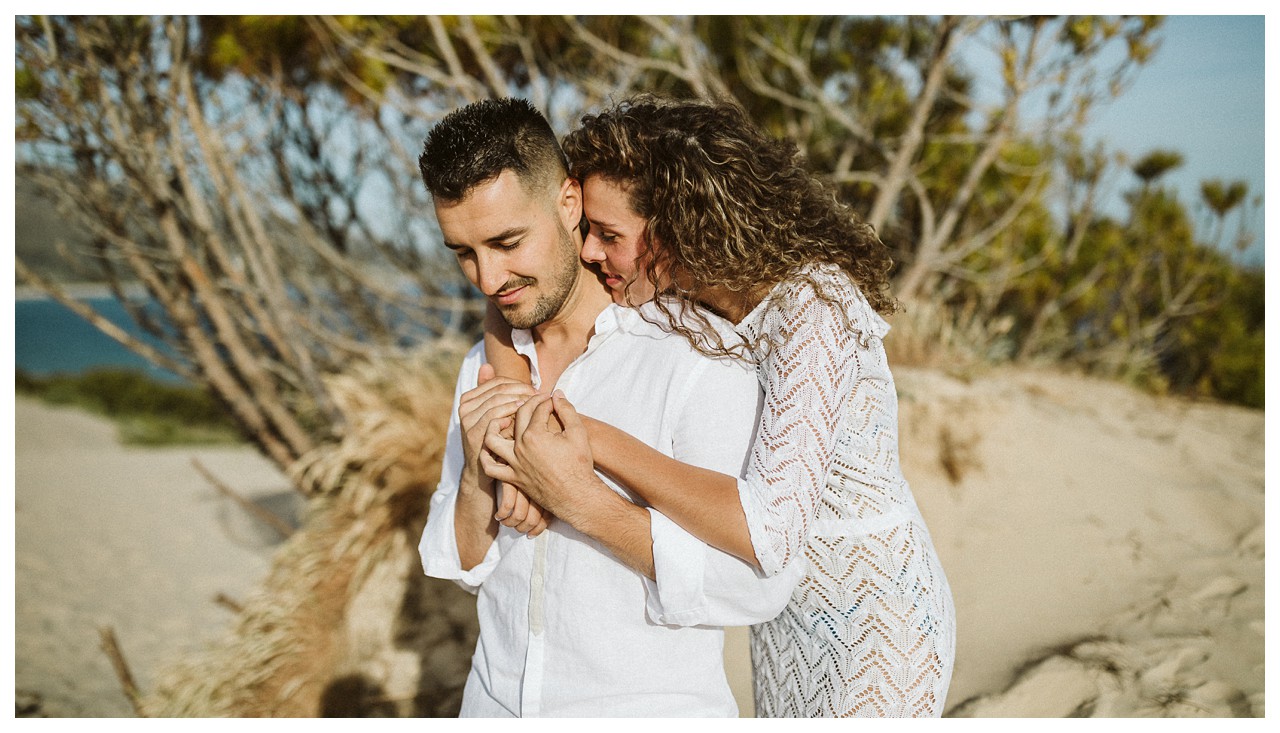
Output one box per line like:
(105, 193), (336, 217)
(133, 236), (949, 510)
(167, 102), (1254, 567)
(698, 282), (774, 325)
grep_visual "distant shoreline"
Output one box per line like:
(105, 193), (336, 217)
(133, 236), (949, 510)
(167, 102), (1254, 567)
(15, 282), (148, 301)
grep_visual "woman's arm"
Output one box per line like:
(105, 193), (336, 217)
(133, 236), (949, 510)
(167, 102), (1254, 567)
(480, 326), (762, 569)
(482, 393), (658, 580)
(585, 417), (758, 567)
(595, 273), (874, 578)
(481, 302), (548, 534)
(483, 303), (531, 383)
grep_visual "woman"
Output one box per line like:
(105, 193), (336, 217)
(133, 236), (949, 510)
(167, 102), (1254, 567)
(482, 96), (955, 718)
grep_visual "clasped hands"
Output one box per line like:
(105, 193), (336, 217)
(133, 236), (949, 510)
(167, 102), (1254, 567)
(460, 365), (597, 538)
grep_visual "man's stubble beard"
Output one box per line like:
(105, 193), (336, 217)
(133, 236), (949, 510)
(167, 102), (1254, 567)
(500, 220), (581, 330)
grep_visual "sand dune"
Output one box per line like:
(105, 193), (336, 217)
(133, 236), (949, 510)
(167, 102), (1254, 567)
(894, 366), (1264, 717)
(12, 364), (1265, 717)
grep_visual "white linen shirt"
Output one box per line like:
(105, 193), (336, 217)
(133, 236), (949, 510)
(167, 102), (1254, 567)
(419, 302), (800, 717)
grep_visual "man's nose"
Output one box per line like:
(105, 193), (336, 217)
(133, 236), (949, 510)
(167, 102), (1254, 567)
(475, 255), (509, 296)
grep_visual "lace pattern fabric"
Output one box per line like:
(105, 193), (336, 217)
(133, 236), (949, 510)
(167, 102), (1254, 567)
(737, 264), (956, 717)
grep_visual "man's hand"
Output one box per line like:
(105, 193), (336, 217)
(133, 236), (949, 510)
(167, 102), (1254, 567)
(459, 364), (537, 484)
(483, 391), (656, 579)
(461, 364), (552, 537)
(481, 391), (602, 526)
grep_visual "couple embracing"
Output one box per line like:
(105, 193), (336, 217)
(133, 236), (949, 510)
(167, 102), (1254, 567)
(417, 96), (955, 718)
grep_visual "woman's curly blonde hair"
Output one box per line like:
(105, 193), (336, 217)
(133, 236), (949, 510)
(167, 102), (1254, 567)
(563, 95), (897, 358)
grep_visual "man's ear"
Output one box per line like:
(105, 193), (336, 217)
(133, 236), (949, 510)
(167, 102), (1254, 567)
(556, 176), (583, 234)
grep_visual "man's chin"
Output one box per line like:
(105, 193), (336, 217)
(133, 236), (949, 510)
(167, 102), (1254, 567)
(497, 304), (541, 331)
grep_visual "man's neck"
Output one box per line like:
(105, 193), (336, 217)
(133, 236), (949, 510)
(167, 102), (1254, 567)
(530, 269), (613, 389)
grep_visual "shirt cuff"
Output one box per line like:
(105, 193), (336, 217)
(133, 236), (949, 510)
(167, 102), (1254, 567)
(643, 507), (708, 626)
(737, 476), (784, 577)
(419, 489), (500, 593)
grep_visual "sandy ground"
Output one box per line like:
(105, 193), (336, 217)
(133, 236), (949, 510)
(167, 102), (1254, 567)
(13, 397), (297, 717)
(11, 363), (1267, 717)
(895, 366), (1265, 716)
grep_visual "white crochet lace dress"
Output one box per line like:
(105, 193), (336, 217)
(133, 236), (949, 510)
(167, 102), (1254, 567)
(735, 264), (955, 717)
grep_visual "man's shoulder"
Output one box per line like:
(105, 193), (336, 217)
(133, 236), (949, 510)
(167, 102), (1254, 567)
(622, 300), (740, 344)
(610, 305), (756, 390)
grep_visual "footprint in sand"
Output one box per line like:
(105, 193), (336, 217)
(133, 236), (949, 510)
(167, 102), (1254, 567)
(1235, 525), (1264, 559)
(1190, 575), (1247, 615)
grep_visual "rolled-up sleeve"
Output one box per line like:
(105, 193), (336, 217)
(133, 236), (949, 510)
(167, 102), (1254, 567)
(644, 356), (801, 626)
(647, 508), (800, 626)
(419, 342), (502, 593)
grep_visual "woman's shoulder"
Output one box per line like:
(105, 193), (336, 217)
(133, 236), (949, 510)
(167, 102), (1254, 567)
(756, 263), (890, 344)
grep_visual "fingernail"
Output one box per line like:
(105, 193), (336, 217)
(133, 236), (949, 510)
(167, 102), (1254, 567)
(553, 389), (565, 398)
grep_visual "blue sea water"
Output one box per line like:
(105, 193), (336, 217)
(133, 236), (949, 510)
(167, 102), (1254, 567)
(14, 295), (185, 382)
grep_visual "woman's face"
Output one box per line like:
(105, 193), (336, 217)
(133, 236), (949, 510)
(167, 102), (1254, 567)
(580, 176), (659, 305)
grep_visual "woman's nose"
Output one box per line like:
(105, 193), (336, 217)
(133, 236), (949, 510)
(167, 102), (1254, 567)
(581, 232), (605, 263)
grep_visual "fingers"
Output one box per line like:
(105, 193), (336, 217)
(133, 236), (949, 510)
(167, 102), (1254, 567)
(462, 382), (534, 417)
(514, 392), (555, 438)
(529, 395), (561, 434)
(494, 483), (551, 536)
(477, 362), (495, 385)
(460, 377), (536, 420)
(483, 418), (517, 465)
(513, 499), (544, 534)
(461, 390), (528, 435)
(476, 398), (523, 430)
(494, 481), (517, 520)
(551, 390), (583, 432)
(480, 449), (518, 484)
(525, 515), (551, 537)
(495, 483), (533, 529)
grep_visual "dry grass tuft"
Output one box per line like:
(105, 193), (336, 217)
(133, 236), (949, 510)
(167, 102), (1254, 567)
(143, 344), (476, 717)
(884, 297), (1014, 379)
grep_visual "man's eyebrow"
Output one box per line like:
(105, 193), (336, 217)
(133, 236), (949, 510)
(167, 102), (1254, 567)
(483, 226), (527, 244)
(443, 226), (527, 250)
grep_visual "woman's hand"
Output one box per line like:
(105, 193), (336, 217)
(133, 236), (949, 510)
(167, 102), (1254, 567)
(481, 391), (601, 525)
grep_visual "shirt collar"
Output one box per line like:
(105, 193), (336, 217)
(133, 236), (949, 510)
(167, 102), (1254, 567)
(509, 304), (625, 389)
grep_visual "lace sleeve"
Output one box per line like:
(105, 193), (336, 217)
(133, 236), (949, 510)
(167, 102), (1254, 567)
(737, 269), (888, 576)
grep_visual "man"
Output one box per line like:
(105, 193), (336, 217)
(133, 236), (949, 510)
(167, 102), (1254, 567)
(416, 98), (795, 717)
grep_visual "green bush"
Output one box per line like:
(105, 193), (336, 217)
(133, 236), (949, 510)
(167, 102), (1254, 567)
(16, 367), (246, 445)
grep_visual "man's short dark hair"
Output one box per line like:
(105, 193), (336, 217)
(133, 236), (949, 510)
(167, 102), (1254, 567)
(418, 98), (569, 202)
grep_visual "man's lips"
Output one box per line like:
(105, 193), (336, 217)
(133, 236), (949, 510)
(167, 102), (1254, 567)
(494, 285), (526, 305)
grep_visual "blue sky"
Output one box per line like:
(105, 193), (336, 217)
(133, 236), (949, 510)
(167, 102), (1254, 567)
(1085, 15), (1266, 264)
(955, 14), (1266, 265)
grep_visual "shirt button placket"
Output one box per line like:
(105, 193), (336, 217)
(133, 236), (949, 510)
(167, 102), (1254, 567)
(521, 531), (548, 717)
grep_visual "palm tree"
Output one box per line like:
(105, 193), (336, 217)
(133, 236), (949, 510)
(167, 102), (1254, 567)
(1132, 149), (1184, 190)
(1199, 178), (1249, 250)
